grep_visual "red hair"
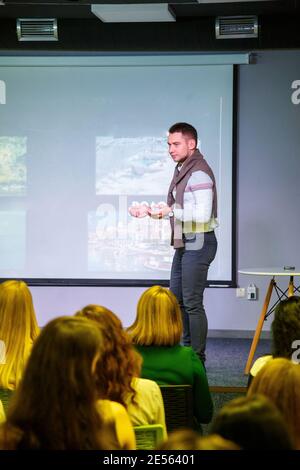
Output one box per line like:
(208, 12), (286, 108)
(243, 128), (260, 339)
(76, 305), (142, 408)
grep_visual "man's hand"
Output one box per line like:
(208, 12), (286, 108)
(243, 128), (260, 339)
(128, 202), (150, 218)
(148, 203), (173, 219)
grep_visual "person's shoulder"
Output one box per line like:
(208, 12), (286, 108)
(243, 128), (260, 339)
(133, 376), (158, 387)
(97, 399), (128, 421)
(170, 345), (204, 365)
(133, 377), (160, 393)
(250, 355), (273, 377)
(109, 400), (128, 418)
(189, 170), (213, 184)
(183, 347), (206, 371)
(176, 345), (196, 357)
(98, 398), (124, 412)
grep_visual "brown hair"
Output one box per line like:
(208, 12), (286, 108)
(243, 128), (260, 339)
(76, 305), (142, 408)
(211, 393), (293, 450)
(127, 286), (182, 346)
(168, 122), (198, 146)
(271, 296), (300, 358)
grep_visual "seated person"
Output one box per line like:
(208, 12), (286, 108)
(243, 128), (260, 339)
(76, 305), (167, 439)
(0, 316), (135, 450)
(249, 296), (300, 385)
(0, 280), (39, 396)
(248, 357), (300, 449)
(158, 429), (240, 450)
(211, 394), (293, 450)
(127, 286), (213, 429)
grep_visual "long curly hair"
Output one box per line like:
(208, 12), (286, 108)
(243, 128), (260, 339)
(271, 296), (300, 358)
(76, 305), (142, 408)
(0, 316), (116, 449)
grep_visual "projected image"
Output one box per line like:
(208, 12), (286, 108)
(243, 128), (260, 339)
(0, 211), (26, 270)
(88, 206), (173, 277)
(96, 136), (174, 195)
(93, 135), (175, 277)
(0, 137), (26, 196)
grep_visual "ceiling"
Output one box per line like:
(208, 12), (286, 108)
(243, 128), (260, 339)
(0, 1), (299, 51)
(0, 0), (299, 20)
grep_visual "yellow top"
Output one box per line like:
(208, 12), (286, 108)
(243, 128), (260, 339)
(97, 399), (136, 450)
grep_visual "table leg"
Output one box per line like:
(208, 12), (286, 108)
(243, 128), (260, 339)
(244, 278), (275, 375)
(288, 276), (294, 297)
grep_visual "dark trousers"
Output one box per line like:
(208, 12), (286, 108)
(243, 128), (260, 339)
(170, 231), (217, 362)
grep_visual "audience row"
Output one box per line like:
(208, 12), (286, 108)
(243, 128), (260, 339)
(0, 279), (299, 450)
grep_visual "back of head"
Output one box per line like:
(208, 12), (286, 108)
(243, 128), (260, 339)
(248, 357), (300, 448)
(158, 429), (239, 450)
(76, 304), (142, 406)
(211, 394), (293, 450)
(127, 286), (182, 346)
(168, 122), (198, 147)
(0, 280), (39, 389)
(3, 316), (110, 449)
(272, 296), (300, 358)
(158, 429), (201, 450)
(197, 434), (240, 450)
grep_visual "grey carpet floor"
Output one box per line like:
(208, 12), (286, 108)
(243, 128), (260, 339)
(205, 337), (272, 387)
(201, 337), (272, 434)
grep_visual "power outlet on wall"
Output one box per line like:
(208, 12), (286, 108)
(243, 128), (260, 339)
(247, 284), (257, 300)
(236, 287), (246, 298)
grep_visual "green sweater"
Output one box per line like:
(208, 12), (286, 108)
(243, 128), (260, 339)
(135, 344), (213, 424)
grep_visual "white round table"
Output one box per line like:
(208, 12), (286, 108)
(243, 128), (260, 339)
(239, 267), (300, 374)
(239, 267), (300, 276)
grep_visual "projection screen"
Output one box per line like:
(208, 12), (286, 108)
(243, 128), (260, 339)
(0, 54), (248, 286)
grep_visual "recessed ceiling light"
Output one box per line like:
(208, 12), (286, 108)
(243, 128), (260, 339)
(91, 4), (176, 23)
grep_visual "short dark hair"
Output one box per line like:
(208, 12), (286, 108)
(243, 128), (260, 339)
(272, 296), (300, 358)
(168, 122), (198, 146)
(211, 394), (293, 450)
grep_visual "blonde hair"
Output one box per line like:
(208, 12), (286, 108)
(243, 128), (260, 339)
(127, 286), (182, 346)
(248, 358), (300, 449)
(0, 280), (39, 390)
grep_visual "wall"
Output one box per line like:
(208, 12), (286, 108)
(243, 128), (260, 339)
(29, 49), (300, 335)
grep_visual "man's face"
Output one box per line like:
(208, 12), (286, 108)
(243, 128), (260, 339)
(168, 132), (196, 163)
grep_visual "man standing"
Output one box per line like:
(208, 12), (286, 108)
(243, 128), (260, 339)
(149, 123), (218, 363)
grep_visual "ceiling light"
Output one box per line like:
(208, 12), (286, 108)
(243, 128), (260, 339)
(91, 4), (176, 23)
